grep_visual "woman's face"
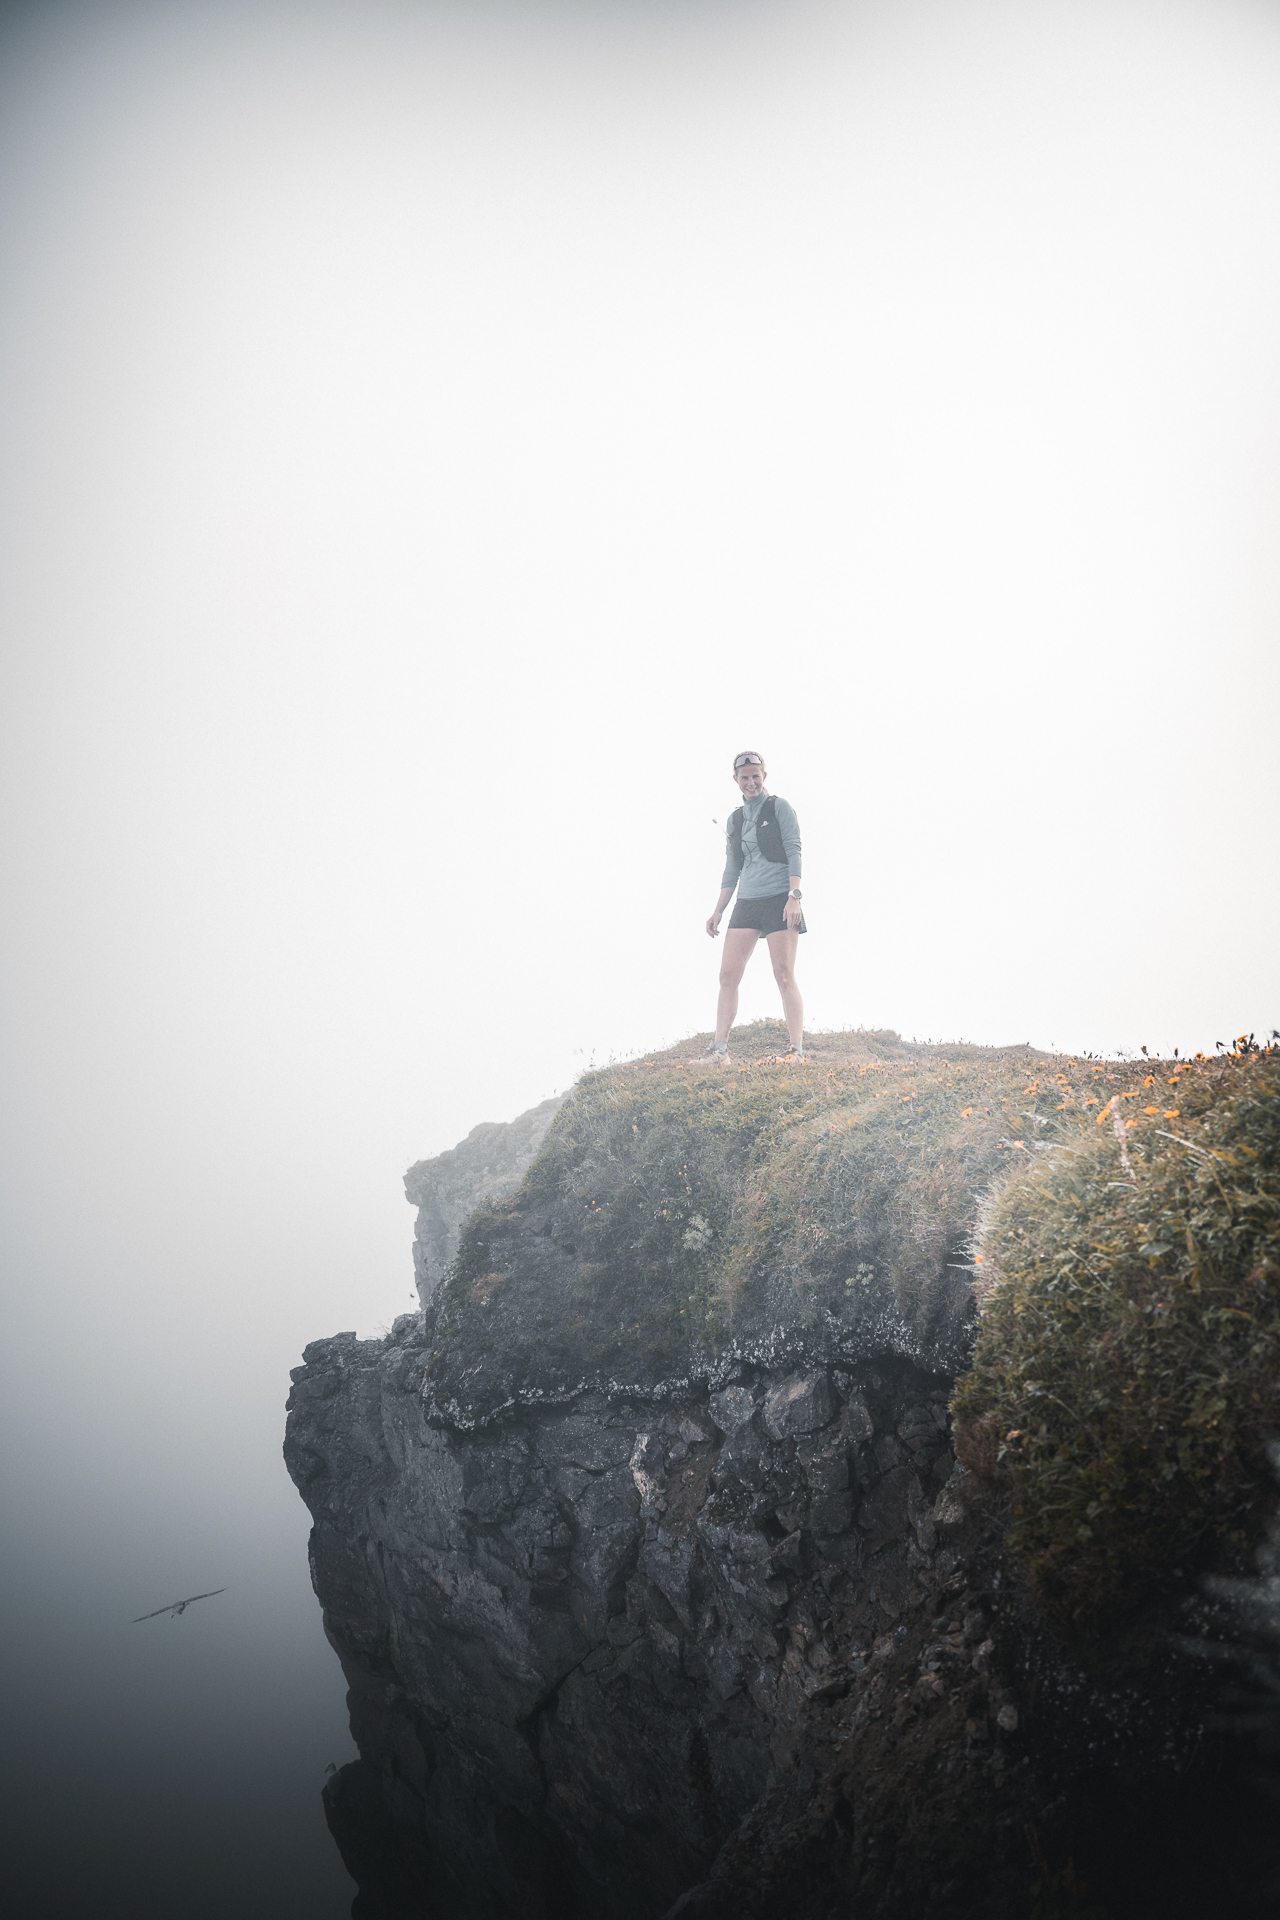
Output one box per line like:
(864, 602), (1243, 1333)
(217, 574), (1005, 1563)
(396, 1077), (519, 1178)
(734, 761), (766, 798)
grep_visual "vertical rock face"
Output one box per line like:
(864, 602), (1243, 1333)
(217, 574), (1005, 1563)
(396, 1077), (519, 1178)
(286, 1312), (979, 1916)
(404, 1096), (564, 1307)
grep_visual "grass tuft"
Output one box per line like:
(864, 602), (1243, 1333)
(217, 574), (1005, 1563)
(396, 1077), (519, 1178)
(951, 1040), (1280, 1630)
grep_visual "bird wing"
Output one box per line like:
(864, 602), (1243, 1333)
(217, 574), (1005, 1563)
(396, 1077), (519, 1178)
(131, 1587), (227, 1622)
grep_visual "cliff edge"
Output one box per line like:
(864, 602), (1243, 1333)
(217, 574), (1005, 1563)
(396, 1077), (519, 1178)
(404, 1096), (565, 1307)
(286, 1029), (1280, 1918)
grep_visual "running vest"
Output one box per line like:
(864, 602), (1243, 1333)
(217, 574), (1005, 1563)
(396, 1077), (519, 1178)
(729, 796), (788, 870)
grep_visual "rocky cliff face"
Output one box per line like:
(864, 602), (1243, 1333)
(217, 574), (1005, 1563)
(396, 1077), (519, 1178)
(287, 1319), (968, 1916)
(404, 1096), (565, 1307)
(287, 1042), (1278, 1919)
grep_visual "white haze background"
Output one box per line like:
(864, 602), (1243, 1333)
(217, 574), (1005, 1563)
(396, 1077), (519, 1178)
(1, 0), (1277, 1914)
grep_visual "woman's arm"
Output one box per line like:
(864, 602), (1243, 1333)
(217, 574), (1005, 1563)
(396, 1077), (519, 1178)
(774, 799), (803, 931)
(706, 886), (735, 938)
(710, 812), (742, 937)
(774, 798), (802, 878)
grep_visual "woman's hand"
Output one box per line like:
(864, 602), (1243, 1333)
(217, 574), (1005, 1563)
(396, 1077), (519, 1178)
(706, 912), (722, 938)
(784, 897), (802, 932)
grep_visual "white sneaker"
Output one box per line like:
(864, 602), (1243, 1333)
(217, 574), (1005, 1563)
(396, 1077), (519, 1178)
(698, 1041), (730, 1066)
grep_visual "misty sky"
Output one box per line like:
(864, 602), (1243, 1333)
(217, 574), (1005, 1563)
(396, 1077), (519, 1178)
(1, 0), (1278, 1913)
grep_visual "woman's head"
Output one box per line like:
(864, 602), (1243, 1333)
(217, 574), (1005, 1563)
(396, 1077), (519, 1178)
(733, 749), (766, 796)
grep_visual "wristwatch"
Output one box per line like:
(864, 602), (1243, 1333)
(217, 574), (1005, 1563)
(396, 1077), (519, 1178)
(788, 889), (802, 900)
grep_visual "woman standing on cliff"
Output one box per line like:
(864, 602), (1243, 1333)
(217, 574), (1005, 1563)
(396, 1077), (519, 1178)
(701, 751), (805, 1065)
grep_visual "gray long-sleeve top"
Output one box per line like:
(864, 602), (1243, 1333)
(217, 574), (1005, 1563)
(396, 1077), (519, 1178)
(720, 792), (802, 900)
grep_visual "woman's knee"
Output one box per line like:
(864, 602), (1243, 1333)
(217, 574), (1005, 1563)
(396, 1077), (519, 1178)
(771, 962), (794, 991)
(719, 962), (746, 990)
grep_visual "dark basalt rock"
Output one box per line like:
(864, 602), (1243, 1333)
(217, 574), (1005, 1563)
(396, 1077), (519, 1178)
(287, 1098), (1280, 1919)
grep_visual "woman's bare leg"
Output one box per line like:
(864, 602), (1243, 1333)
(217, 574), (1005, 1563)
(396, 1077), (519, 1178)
(716, 928), (760, 1042)
(765, 929), (803, 1047)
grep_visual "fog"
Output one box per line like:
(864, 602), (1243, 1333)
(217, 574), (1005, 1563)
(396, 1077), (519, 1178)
(1, 0), (1277, 1912)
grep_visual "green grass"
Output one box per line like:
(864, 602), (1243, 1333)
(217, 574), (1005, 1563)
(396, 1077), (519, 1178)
(951, 1040), (1280, 1631)
(437, 1025), (1140, 1390)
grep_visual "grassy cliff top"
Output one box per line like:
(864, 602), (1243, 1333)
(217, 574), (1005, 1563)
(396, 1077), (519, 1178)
(421, 1023), (1176, 1424)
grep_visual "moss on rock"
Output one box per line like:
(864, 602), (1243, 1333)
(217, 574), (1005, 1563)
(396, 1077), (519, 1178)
(427, 1026), (1117, 1421)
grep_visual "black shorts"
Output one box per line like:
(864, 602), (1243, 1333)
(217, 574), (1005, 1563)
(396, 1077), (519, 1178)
(727, 891), (807, 937)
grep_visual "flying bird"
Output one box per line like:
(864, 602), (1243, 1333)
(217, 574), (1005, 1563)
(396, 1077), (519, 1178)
(132, 1588), (227, 1622)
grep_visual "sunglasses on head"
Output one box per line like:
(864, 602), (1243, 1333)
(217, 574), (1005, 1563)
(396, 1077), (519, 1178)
(733, 752), (764, 769)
